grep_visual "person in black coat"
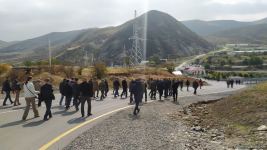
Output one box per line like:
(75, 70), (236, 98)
(120, 79), (128, 98)
(113, 79), (120, 98)
(72, 78), (80, 111)
(132, 79), (144, 115)
(79, 78), (94, 117)
(192, 80), (199, 95)
(157, 80), (164, 101)
(186, 79), (190, 91)
(40, 79), (54, 121)
(163, 79), (169, 98)
(172, 80), (179, 103)
(1, 77), (13, 106)
(149, 79), (157, 100)
(180, 80), (184, 91)
(129, 80), (135, 104)
(59, 79), (66, 106)
(104, 79), (109, 97)
(64, 80), (73, 110)
(12, 78), (21, 106)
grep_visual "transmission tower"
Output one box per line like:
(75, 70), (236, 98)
(129, 10), (144, 66)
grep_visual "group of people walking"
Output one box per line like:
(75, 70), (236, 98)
(1, 76), (204, 119)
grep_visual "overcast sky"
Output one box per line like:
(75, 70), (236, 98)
(1, 0), (267, 41)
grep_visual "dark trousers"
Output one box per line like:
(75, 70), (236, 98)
(130, 92), (133, 103)
(173, 91), (178, 102)
(144, 90), (147, 102)
(187, 86), (189, 91)
(65, 96), (72, 109)
(59, 94), (65, 105)
(158, 90), (163, 100)
(164, 89), (168, 98)
(100, 90), (105, 100)
(104, 90), (108, 97)
(73, 95), (80, 110)
(150, 89), (156, 99)
(44, 100), (52, 119)
(133, 100), (140, 115)
(80, 96), (91, 117)
(121, 88), (128, 98)
(3, 91), (13, 105)
(114, 88), (119, 97)
(193, 88), (197, 95)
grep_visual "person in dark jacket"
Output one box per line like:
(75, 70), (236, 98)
(150, 79), (157, 100)
(199, 79), (203, 89)
(172, 80), (179, 103)
(40, 78), (54, 121)
(99, 79), (106, 101)
(163, 79), (169, 98)
(180, 80), (184, 91)
(120, 79), (128, 98)
(79, 78), (94, 117)
(12, 78), (21, 106)
(143, 82), (148, 102)
(132, 79), (144, 115)
(64, 80), (73, 110)
(104, 79), (109, 97)
(1, 77), (13, 106)
(113, 79), (120, 98)
(186, 79), (190, 91)
(193, 80), (199, 95)
(72, 78), (80, 111)
(59, 79), (66, 106)
(129, 80), (135, 104)
(157, 80), (164, 101)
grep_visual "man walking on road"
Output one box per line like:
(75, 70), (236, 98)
(172, 80), (179, 103)
(113, 78), (120, 98)
(193, 80), (199, 95)
(12, 78), (21, 106)
(1, 77), (13, 106)
(120, 79), (128, 99)
(59, 79), (66, 106)
(186, 79), (190, 91)
(22, 76), (39, 120)
(64, 80), (73, 110)
(40, 78), (54, 121)
(79, 78), (93, 117)
(132, 79), (144, 115)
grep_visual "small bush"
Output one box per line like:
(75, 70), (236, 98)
(93, 62), (107, 79)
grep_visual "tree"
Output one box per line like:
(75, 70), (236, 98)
(149, 55), (161, 65)
(23, 61), (33, 67)
(93, 62), (107, 79)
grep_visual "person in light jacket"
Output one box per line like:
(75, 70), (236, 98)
(22, 76), (39, 120)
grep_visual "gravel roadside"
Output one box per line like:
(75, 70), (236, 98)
(64, 91), (240, 150)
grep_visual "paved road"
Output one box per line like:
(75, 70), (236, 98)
(0, 80), (246, 150)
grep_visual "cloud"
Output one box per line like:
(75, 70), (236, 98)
(0, 0), (266, 41)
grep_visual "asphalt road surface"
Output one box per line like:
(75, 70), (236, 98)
(0, 80), (246, 150)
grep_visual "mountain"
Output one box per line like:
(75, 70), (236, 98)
(58, 10), (213, 65)
(205, 23), (267, 44)
(182, 20), (251, 36)
(0, 40), (8, 48)
(0, 10), (213, 65)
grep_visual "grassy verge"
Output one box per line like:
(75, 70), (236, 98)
(187, 82), (267, 148)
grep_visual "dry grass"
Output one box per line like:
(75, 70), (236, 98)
(186, 82), (267, 147)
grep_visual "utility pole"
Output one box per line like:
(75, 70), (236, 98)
(48, 40), (52, 74)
